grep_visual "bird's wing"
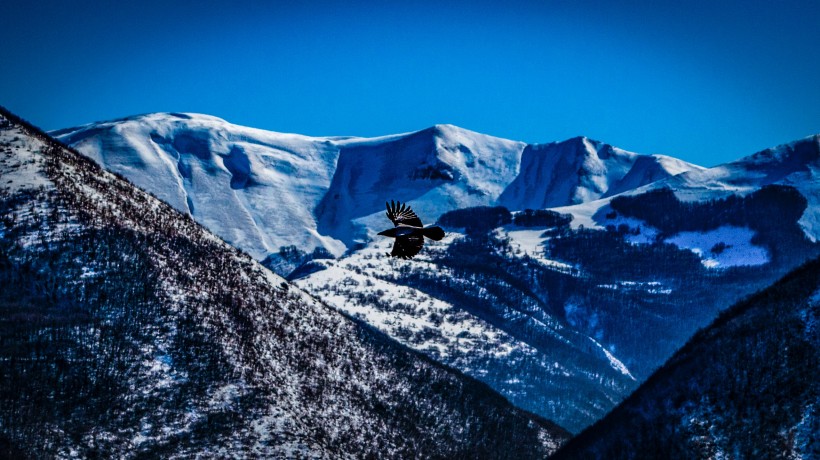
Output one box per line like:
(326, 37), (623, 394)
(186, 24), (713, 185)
(391, 234), (424, 259)
(386, 200), (423, 227)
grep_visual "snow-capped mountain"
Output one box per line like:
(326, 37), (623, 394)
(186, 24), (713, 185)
(558, 134), (820, 238)
(53, 117), (529, 260)
(498, 136), (702, 210)
(553, 255), (820, 459)
(1, 108), (570, 457)
(52, 112), (346, 259)
(55, 116), (700, 261)
(315, 124), (526, 248)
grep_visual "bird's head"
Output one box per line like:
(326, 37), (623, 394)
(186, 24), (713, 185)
(377, 228), (397, 237)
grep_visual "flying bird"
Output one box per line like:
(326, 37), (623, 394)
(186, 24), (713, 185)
(378, 200), (445, 259)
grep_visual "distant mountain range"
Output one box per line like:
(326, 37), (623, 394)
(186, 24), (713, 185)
(54, 112), (820, 255)
(52, 114), (711, 259)
(53, 112), (820, 433)
(1, 107), (568, 457)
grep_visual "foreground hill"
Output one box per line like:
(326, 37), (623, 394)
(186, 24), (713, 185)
(0, 107), (569, 457)
(552, 256), (820, 459)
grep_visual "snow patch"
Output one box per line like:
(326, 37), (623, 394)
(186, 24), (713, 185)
(596, 340), (634, 380)
(665, 226), (769, 268)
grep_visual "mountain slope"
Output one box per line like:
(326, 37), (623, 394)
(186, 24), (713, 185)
(498, 136), (702, 210)
(552, 256), (820, 459)
(662, 134), (820, 240)
(295, 234), (636, 433)
(52, 112), (346, 260)
(56, 117), (705, 265)
(315, 124), (526, 247)
(1, 107), (569, 457)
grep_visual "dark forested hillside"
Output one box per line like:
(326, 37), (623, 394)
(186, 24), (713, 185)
(609, 186), (814, 267)
(546, 185), (820, 380)
(368, 228), (637, 433)
(552, 256), (820, 459)
(0, 107), (569, 458)
(432, 192), (818, 386)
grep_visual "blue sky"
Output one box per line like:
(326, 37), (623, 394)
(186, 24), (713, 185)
(2, 0), (818, 166)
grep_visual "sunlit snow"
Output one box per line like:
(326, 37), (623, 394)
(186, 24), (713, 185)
(665, 226), (769, 268)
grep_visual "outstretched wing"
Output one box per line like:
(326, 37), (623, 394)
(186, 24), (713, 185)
(391, 234), (424, 259)
(386, 200), (423, 227)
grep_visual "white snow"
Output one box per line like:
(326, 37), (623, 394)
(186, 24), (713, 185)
(552, 199), (610, 230)
(665, 226), (769, 268)
(506, 228), (548, 255)
(0, 120), (53, 194)
(55, 113), (345, 259)
(295, 236), (526, 360)
(314, 124), (526, 248)
(503, 228), (580, 273)
(596, 339), (635, 380)
(499, 137), (702, 211)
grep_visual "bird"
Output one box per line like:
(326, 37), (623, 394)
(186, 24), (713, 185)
(378, 200), (445, 259)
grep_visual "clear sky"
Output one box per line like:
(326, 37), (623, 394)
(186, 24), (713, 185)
(2, 0), (818, 166)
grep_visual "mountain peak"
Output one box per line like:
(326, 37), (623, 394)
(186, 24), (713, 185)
(428, 123), (461, 134)
(743, 133), (820, 168)
(498, 135), (705, 210)
(544, 135), (602, 149)
(315, 122), (527, 248)
(561, 134), (596, 145)
(52, 111), (346, 260)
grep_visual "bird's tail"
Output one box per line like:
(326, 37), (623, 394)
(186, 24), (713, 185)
(423, 226), (445, 241)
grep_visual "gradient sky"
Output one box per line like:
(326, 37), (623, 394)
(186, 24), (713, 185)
(2, 0), (818, 166)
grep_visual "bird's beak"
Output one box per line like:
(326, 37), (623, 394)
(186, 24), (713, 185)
(377, 229), (389, 236)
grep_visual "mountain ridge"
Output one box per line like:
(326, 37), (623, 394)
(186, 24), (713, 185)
(498, 136), (703, 210)
(54, 112), (715, 260)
